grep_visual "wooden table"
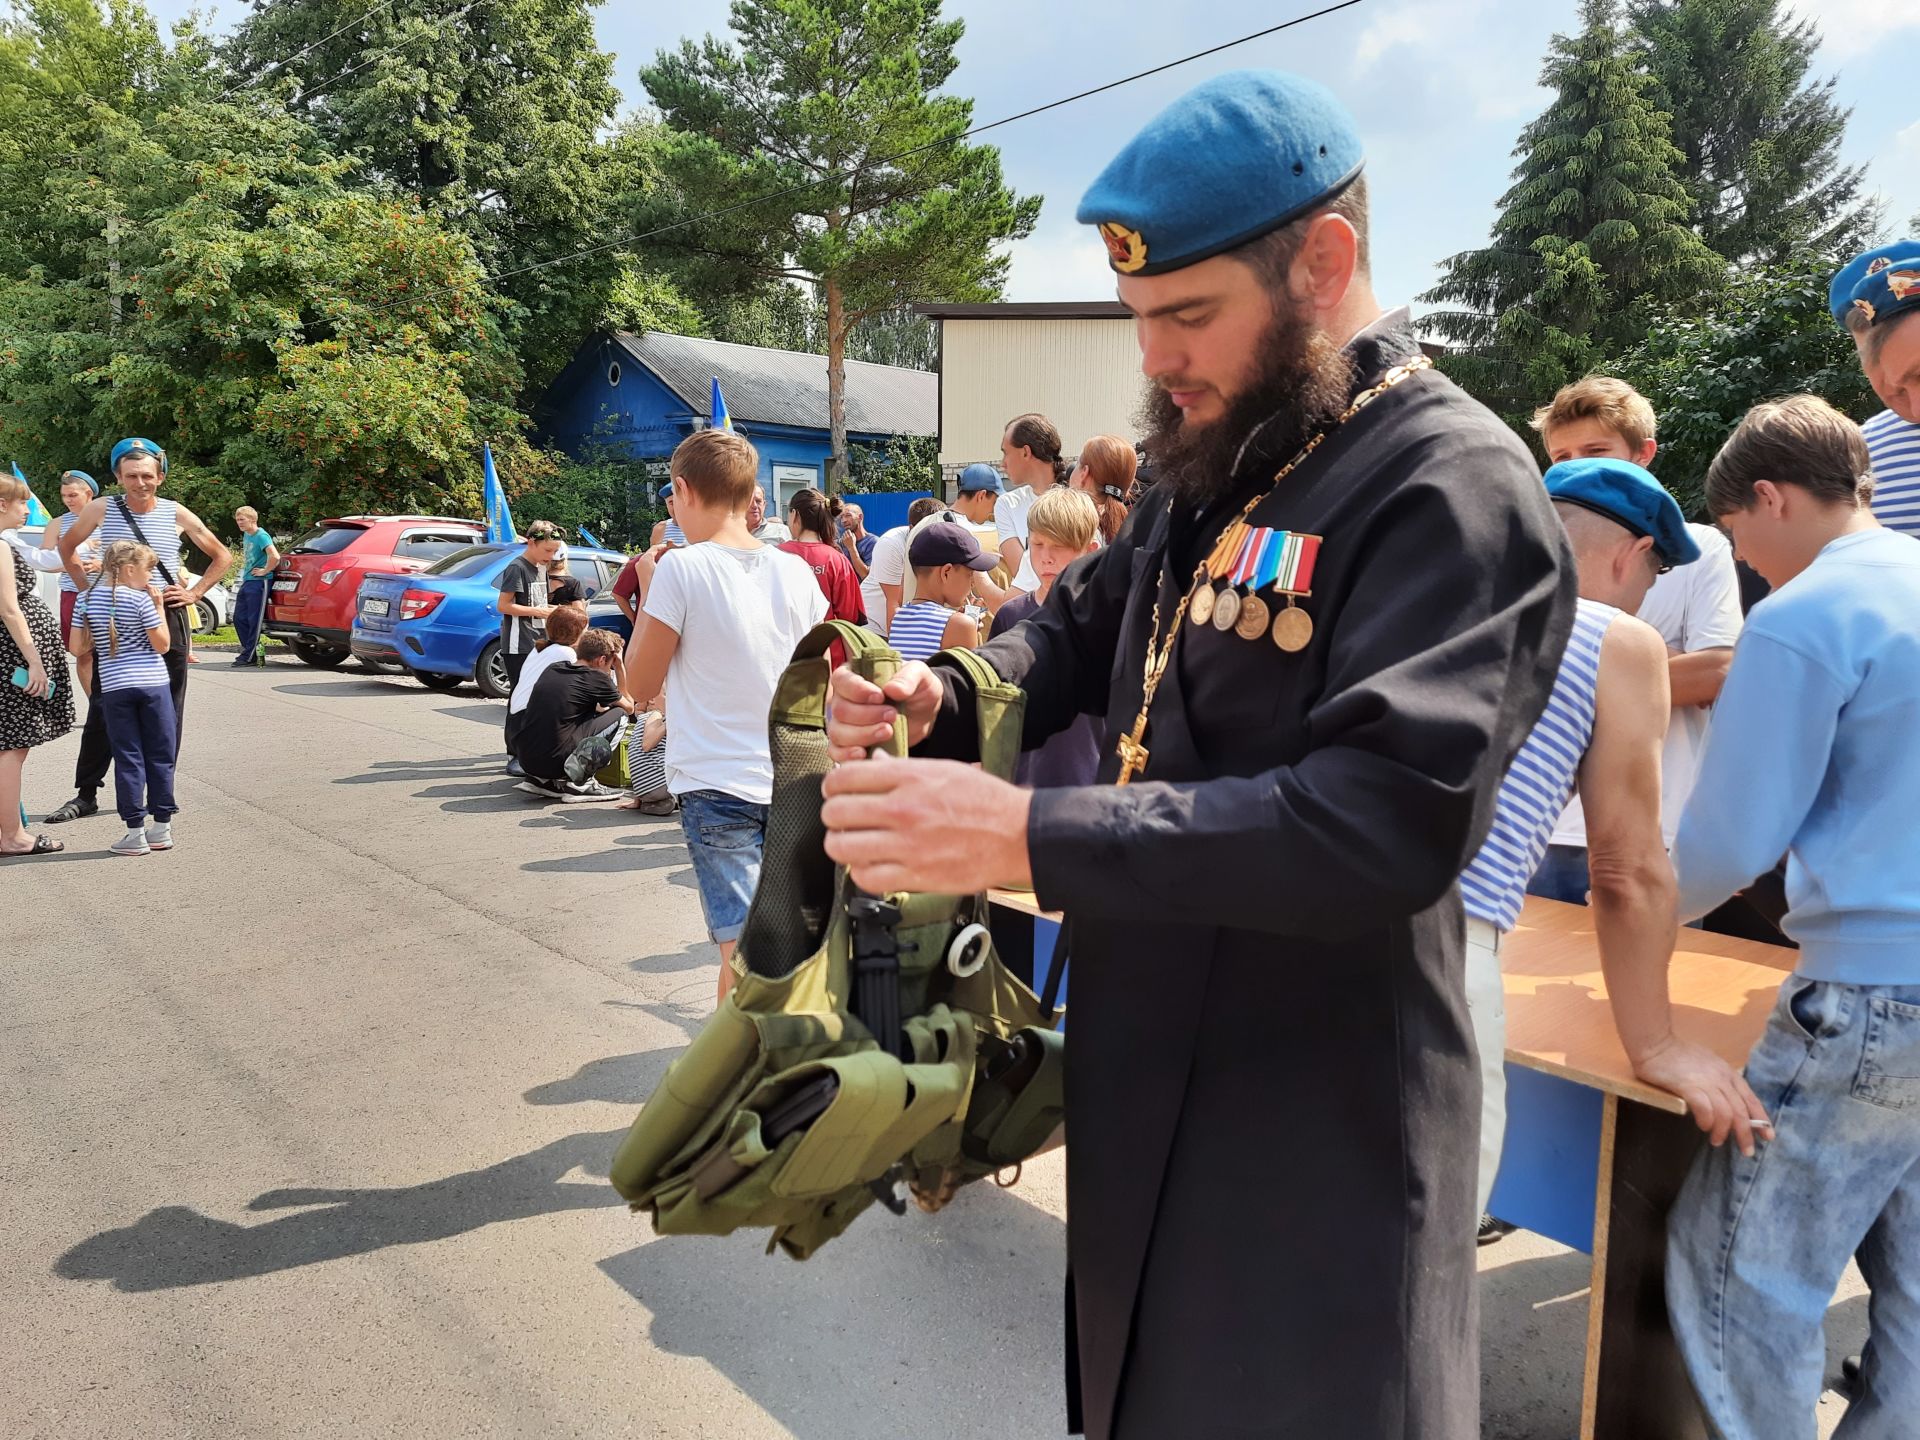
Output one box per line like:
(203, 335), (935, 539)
(1497, 897), (1794, 1440)
(988, 889), (1800, 1440)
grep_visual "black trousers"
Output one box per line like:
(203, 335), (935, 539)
(75, 608), (190, 796)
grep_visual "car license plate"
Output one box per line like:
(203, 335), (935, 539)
(272, 578), (298, 592)
(361, 598), (390, 617)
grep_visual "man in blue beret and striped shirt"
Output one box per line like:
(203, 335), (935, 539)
(1833, 242), (1920, 536)
(819, 70), (1574, 1440)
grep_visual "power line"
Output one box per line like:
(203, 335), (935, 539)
(364, 0), (1370, 314)
(294, 0), (484, 104)
(219, 0), (401, 100)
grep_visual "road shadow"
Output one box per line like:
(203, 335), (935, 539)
(334, 756), (505, 787)
(56, 1128), (631, 1293)
(271, 679), (415, 699)
(525, 1046), (681, 1107)
(519, 806), (682, 832)
(440, 702), (504, 728)
(628, 940), (714, 977)
(523, 841), (693, 876)
(598, 1179), (1068, 1440)
(1479, 1246), (1591, 1438)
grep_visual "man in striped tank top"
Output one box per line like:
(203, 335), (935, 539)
(1831, 243), (1920, 538)
(1461, 458), (1766, 1233)
(46, 438), (230, 825)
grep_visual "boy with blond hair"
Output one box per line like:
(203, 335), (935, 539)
(621, 430), (826, 1001)
(993, 486), (1102, 788)
(1528, 375), (1744, 904)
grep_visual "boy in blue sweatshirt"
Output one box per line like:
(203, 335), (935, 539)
(1666, 389), (1920, 1440)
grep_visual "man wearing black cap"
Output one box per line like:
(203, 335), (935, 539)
(820, 70), (1572, 1440)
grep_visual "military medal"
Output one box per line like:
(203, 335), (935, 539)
(1272, 604), (1313, 651)
(1111, 356), (1432, 786)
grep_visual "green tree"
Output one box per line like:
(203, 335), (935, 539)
(1617, 249), (1875, 515)
(1421, 0), (1721, 420)
(1627, 0), (1873, 263)
(229, 0), (624, 389)
(639, 0), (1036, 488)
(0, 21), (539, 533)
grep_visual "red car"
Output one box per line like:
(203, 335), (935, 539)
(266, 515), (486, 668)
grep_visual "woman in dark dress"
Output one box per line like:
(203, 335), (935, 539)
(1, 475), (77, 855)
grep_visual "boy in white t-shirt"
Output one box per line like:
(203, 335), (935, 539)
(623, 430), (827, 1003)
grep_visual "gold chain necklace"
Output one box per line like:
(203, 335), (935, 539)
(1114, 355), (1433, 786)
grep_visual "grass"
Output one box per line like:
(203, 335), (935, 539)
(191, 625), (284, 650)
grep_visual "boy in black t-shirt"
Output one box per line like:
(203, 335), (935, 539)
(512, 628), (632, 801)
(495, 521), (565, 694)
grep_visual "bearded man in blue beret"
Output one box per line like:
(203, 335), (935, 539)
(819, 72), (1574, 1438)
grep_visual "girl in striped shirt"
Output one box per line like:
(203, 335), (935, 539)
(69, 542), (177, 856)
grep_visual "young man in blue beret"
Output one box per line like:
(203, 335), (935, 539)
(47, 438), (231, 826)
(1459, 458), (1765, 1235)
(1664, 392), (1920, 1440)
(1832, 243), (1920, 537)
(818, 69), (1574, 1440)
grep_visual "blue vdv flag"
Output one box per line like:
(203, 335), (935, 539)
(710, 377), (733, 433)
(577, 526), (603, 549)
(14, 463), (51, 527)
(482, 443), (515, 543)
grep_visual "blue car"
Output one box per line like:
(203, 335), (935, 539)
(352, 542), (633, 698)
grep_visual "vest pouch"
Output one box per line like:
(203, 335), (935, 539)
(960, 1024), (1066, 1170)
(610, 995), (763, 1203)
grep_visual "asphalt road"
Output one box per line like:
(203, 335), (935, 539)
(3, 658), (1864, 1437)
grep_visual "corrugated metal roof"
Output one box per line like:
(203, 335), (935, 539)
(613, 331), (936, 438)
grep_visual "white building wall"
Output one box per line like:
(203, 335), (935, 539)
(937, 317), (1144, 471)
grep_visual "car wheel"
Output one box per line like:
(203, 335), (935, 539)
(192, 599), (219, 635)
(291, 635), (350, 669)
(411, 668), (463, 692)
(474, 639), (511, 700)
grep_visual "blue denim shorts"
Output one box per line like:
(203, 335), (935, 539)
(677, 789), (769, 945)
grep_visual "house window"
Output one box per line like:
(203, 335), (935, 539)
(772, 463), (818, 516)
(606, 361), (621, 387)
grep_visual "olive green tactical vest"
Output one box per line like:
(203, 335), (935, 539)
(608, 621), (1066, 1260)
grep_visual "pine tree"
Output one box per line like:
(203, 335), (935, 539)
(1421, 0), (1721, 416)
(1628, 0), (1873, 263)
(639, 0), (1037, 488)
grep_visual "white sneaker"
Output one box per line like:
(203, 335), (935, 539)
(109, 828), (151, 857)
(146, 822), (174, 851)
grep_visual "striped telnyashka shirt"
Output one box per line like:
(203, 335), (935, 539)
(75, 585), (169, 692)
(99, 497), (182, 589)
(1865, 409), (1920, 539)
(886, 599), (954, 663)
(1460, 598), (1619, 932)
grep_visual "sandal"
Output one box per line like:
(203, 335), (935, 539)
(1, 834), (65, 857)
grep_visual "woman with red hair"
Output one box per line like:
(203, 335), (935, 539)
(1070, 434), (1137, 546)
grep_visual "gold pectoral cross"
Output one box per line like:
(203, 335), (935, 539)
(1115, 713), (1150, 786)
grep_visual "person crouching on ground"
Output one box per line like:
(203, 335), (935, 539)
(69, 542), (177, 856)
(887, 520), (997, 661)
(619, 429), (828, 1004)
(510, 627), (631, 802)
(506, 601), (590, 776)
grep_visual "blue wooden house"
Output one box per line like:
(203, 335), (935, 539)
(538, 332), (938, 521)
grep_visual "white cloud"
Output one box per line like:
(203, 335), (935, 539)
(1798, 1), (1920, 61)
(1002, 218), (1122, 303)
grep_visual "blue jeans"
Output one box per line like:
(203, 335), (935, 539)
(234, 576), (267, 662)
(1667, 979), (1920, 1439)
(677, 789), (768, 944)
(96, 684), (178, 828)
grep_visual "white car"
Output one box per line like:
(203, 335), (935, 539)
(182, 573), (235, 635)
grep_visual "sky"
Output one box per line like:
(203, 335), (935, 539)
(150, 0), (1920, 312)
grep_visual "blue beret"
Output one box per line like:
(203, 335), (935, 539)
(1847, 254), (1920, 333)
(659, 480), (673, 498)
(957, 463), (1003, 494)
(109, 437), (166, 476)
(1545, 458), (1700, 568)
(1077, 70), (1363, 277)
(60, 469), (99, 496)
(1830, 242), (1916, 328)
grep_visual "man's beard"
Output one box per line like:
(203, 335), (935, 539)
(1138, 305), (1355, 507)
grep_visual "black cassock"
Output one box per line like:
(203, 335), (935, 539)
(917, 316), (1576, 1439)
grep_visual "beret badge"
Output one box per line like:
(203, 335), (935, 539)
(1098, 221), (1149, 274)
